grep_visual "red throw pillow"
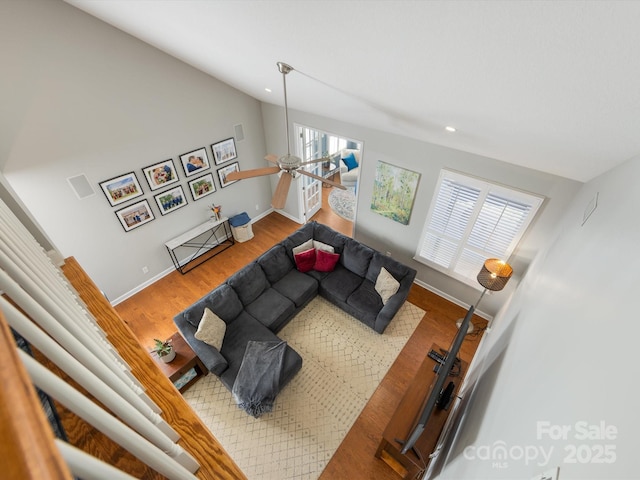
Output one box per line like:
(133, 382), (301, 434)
(314, 249), (340, 272)
(294, 248), (316, 273)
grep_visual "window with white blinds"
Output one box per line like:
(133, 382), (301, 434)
(415, 169), (544, 288)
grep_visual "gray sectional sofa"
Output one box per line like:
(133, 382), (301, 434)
(174, 221), (417, 396)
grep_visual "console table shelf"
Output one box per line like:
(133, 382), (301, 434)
(165, 217), (234, 274)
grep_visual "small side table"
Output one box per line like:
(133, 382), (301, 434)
(151, 332), (208, 393)
(321, 162), (340, 187)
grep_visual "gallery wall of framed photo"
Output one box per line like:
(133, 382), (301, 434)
(98, 136), (241, 232)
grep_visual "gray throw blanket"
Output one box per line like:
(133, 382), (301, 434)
(232, 340), (286, 418)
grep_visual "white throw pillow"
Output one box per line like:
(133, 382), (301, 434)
(292, 238), (314, 255)
(194, 308), (226, 350)
(313, 240), (335, 253)
(375, 267), (400, 305)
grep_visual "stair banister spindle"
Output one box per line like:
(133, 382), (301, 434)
(20, 352), (199, 479)
(2, 297), (183, 444)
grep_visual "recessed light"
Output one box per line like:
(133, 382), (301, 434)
(265, 88), (272, 93)
(445, 126), (456, 133)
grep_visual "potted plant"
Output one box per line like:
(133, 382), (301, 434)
(152, 338), (176, 363)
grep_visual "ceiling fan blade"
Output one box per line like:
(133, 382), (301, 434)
(272, 172), (292, 209)
(298, 170), (346, 190)
(300, 157), (330, 167)
(226, 166), (281, 181)
(265, 154), (279, 165)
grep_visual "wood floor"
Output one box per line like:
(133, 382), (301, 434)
(114, 187), (485, 479)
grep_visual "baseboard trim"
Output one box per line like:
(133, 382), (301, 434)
(412, 278), (492, 321)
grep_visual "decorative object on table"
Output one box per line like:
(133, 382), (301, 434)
(223, 62), (345, 208)
(371, 160), (420, 225)
(328, 187), (356, 221)
(154, 185), (187, 215)
(210, 204), (222, 221)
(114, 199), (155, 232)
(456, 258), (513, 334)
(211, 137), (237, 165)
(188, 173), (216, 201)
(217, 161), (240, 188)
(142, 159), (179, 191)
(99, 171), (144, 207)
(151, 338), (176, 363)
(179, 147), (210, 177)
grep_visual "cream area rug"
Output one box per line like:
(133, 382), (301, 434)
(183, 296), (425, 479)
(328, 187), (356, 221)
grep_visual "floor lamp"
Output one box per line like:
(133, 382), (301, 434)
(456, 258), (513, 334)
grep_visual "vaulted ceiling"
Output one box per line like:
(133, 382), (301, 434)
(66, 0), (640, 183)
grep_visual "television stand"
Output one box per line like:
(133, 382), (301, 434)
(375, 343), (466, 479)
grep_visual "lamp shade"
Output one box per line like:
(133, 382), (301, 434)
(477, 258), (513, 292)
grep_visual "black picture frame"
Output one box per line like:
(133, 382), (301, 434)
(115, 199), (155, 232)
(153, 185), (188, 215)
(211, 137), (237, 165)
(179, 147), (211, 177)
(187, 173), (216, 201)
(217, 161), (240, 188)
(142, 159), (179, 191)
(99, 171), (144, 207)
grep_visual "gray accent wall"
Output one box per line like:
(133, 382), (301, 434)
(1, 0), (274, 302)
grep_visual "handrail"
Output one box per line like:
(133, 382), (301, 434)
(61, 257), (246, 479)
(0, 308), (72, 480)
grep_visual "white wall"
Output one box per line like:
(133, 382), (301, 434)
(261, 103), (581, 317)
(1, 0), (274, 302)
(435, 154), (640, 479)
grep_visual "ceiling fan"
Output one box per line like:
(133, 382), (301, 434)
(225, 62), (346, 209)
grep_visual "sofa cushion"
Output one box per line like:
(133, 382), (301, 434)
(294, 248), (316, 273)
(219, 313), (302, 392)
(347, 280), (382, 327)
(314, 249), (340, 272)
(341, 238), (374, 277)
(184, 283), (243, 327)
(341, 151), (359, 171)
(375, 267), (400, 304)
(194, 308), (226, 350)
(313, 240), (334, 253)
(292, 238), (314, 255)
(272, 269), (318, 307)
(282, 222), (314, 260)
(320, 264), (363, 302)
(258, 244), (294, 284)
(365, 252), (413, 284)
(228, 262), (270, 305)
(312, 223), (347, 254)
(245, 288), (296, 332)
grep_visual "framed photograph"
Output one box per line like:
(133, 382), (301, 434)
(217, 162), (240, 188)
(99, 172), (144, 207)
(370, 161), (421, 225)
(115, 199), (155, 232)
(179, 147), (210, 177)
(142, 159), (179, 191)
(188, 173), (216, 201)
(211, 137), (237, 165)
(154, 185), (188, 215)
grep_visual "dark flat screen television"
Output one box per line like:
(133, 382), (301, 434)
(398, 305), (475, 456)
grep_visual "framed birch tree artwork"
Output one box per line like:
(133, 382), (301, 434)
(370, 161), (420, 225)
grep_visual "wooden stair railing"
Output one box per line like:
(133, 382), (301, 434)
(60, 257), (246, 480)
(0, 308), (72, 480)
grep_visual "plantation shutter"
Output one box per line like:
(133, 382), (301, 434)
(416, 170), (543, 288)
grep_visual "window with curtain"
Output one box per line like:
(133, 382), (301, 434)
(415, 169), (544, 288)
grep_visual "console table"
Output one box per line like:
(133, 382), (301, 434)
(165, 217), (234, 274)
(375, 344), (467, 479)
